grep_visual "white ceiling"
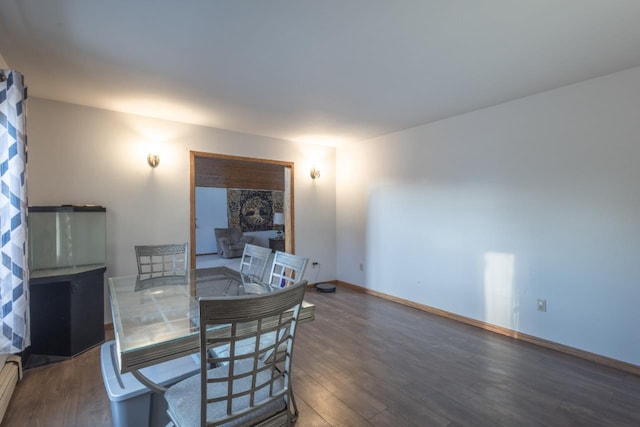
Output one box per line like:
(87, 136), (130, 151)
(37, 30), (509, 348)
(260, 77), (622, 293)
(2, 1), (640, 146)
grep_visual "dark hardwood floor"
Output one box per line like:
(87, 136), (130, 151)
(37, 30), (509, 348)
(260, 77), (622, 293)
(3, 286), (639, 426)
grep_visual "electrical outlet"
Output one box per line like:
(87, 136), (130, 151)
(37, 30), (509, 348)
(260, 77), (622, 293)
(359, 263), (364, 271)
(537, 299), (547, 312)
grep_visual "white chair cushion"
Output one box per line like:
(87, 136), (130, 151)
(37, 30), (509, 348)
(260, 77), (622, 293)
(165, 359), (286, 427)
(209, 332), (278, 367)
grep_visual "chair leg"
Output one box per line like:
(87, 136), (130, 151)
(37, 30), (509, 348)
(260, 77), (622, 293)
(278, 364), (299, 421)
(274, 357), (298, 421)
(289, 390), (299, 422)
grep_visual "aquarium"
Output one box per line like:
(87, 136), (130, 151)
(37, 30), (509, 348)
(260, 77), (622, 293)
(28, 205), (106, 277)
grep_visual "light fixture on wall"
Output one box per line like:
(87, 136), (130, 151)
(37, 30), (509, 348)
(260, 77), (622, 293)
(147, 152), (160, 168)
(310, 166), (320, 180)
(273, 212), (285, 238)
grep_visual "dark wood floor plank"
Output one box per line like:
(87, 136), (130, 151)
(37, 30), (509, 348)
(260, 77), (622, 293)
(294, 348), (388, 419)
(3, 286), (640, 426)
(368, 390), (451, 427)
(292, 368), (374, 427)
(290, 393), (332, 427)
(299, 289), (640, 426)
(1, 338), (113, 427)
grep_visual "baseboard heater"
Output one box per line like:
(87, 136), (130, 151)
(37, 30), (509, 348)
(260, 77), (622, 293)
(0, 354), (23, 423)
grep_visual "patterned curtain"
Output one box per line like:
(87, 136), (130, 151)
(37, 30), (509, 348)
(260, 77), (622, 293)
(0, 70), (29, 353)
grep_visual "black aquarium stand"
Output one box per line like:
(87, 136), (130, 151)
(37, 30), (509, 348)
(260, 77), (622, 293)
(29, 266), (106, 360)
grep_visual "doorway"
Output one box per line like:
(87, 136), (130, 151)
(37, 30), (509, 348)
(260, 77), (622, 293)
(189, 151), (295, 269)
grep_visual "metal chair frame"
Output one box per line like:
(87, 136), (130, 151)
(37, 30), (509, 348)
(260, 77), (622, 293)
(164, 281), (307, 426)
(134, 243), (188, 280)
(239, 243), (273, 281)
(267, 251), (308, 289)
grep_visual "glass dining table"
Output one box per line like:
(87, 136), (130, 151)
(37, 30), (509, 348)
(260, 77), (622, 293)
(109, 266), (315, 375)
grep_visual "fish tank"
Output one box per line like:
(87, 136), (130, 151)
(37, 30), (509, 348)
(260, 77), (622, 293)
(28, 205), (106, 278)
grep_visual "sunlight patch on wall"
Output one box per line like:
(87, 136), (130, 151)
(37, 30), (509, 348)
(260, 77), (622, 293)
(484, 251), (518, 329)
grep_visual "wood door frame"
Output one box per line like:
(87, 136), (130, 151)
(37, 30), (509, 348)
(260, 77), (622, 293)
(189, 151), (295, 269)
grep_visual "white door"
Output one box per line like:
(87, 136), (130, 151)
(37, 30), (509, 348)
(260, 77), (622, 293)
(195, 187), (228, 255)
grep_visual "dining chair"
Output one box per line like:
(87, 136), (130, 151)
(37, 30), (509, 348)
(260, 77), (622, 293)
(267, 251), (308, 288)
(135, 243), (188, 280)
(164, 280), (307, 427)
(238, 243), (273, 281)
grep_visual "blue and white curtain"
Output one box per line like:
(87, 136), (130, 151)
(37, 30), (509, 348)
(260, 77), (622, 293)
(0, 70), (29, 353)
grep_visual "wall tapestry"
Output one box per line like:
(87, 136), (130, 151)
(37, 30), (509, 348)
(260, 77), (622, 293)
(227, 189), (283, 232)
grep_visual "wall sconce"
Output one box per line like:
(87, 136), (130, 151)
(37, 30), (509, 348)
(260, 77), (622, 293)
(310, 166), (320, 180)
(147, 152), (160, 168)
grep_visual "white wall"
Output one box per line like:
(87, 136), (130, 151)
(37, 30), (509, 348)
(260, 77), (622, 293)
(336, 66), (640, 366)
(27, 98), (337, 322)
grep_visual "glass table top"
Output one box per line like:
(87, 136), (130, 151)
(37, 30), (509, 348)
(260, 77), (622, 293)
(109, 266), (314, 373)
